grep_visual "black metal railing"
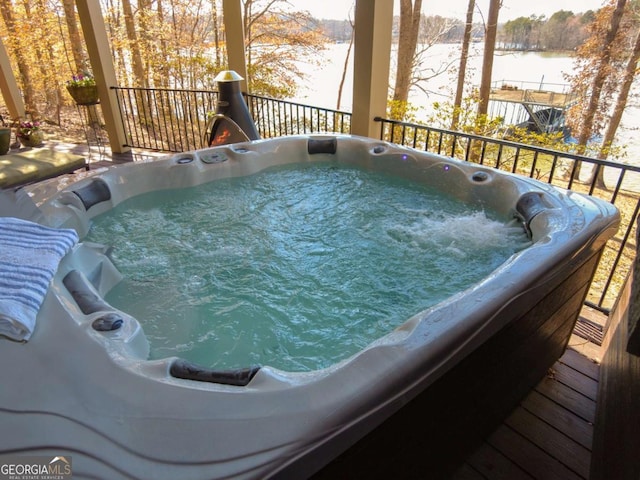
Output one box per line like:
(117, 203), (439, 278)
(375, 116), (639, 313)
(113, 87), (351, 151)
(113, 86), (218, 152)
(111, 85), (636, 313)
(246, 93), (351, 137)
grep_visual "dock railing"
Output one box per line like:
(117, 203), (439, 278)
(112, 85), (637, 317)
(490, 79), (574, 95)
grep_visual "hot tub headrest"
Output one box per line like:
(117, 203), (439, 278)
(515, 192), (547, 238)
(72, 178), (111, 211)
(63, 270), (112, 314)
(170, 358), (260, 386)
(308, 137), (337, 155)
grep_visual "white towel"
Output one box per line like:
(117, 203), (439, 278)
(0, 217), (78, 341)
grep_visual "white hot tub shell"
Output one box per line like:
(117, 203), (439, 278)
(0, 135), (619, 479)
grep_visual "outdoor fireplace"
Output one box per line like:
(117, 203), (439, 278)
(207, 70), (260, 146)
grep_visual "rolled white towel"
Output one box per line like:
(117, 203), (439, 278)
(0, 217), (78, 341)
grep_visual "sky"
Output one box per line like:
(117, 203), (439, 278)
(289, 0), (607, 22)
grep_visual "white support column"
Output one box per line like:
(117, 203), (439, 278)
(0, 37), (26, 120)
(75, 0), (130, 153)
(222, 0), (249, 93)
(351, 0), (394, 139)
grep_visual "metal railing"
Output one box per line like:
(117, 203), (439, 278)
(111, 85), (636, 313)
(490, 79), (574, 95)
(114, 86), (218, 152)
(113, 87), (351, 151)
(246, 93), (351, 137)
(375, 116), (639, 313)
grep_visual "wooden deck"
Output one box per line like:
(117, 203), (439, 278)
(452, 312), (603, 480)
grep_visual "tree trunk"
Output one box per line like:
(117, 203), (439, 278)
(337, 20), (354, 111)
(577, 0), (626, 150)
(572, 0), (626, 182)
(34, 0), (61, 118)
(212, 0), (222, 69)
(477, 0), (500, 119)
(393, 0), (422, 119)
(244, 0), (253, 87)
(0, 0), (39, 118)
(62, 0), (86, 72)
(155, 0), (169, 88)
(122, 0), (148, 88)
(101, 0), (125, 84)
(451, 0), (475, 131)
(593, 25), (640, 188)
(137, 0), (153, 82)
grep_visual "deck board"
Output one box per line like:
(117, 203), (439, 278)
(505, 407), (591, 478)
(549, 362), (599, 401)
(534, 376), (596, 424)
(559, 348), (600, 380)
(452, 464), (487, 480)
(485, 424), (584, 480)
(520, 390), (593, 450)
(453, 324), (602, 480)
(464, 443), (534, 480)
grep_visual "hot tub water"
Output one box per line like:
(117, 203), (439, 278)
(86, 164), (531, 371)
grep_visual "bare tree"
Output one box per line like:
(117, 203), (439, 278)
(393, 0), (423, 115)
(392, 2), (464, 120)
(242, 0), (326, 98)
(567, 0), (628, 180)
(451, 0), (474, 130)
(594, 22), (640, 186)
(411, 16), (461, 89)
(337, 15), (354, 110)
(576, 0), (626, 150)
(477, 0), (501, 119)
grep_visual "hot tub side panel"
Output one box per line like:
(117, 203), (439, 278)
(307, 246), (604, 479)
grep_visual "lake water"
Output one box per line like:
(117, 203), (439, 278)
(290, 43), (640, 166)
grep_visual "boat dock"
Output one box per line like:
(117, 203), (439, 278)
(488, 80), (578, 134)
(490, 86), (577, 108)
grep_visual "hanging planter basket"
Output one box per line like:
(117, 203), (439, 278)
(66, 85), (100, 105)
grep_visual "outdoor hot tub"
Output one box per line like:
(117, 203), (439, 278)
(0, 134), (619, 479)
